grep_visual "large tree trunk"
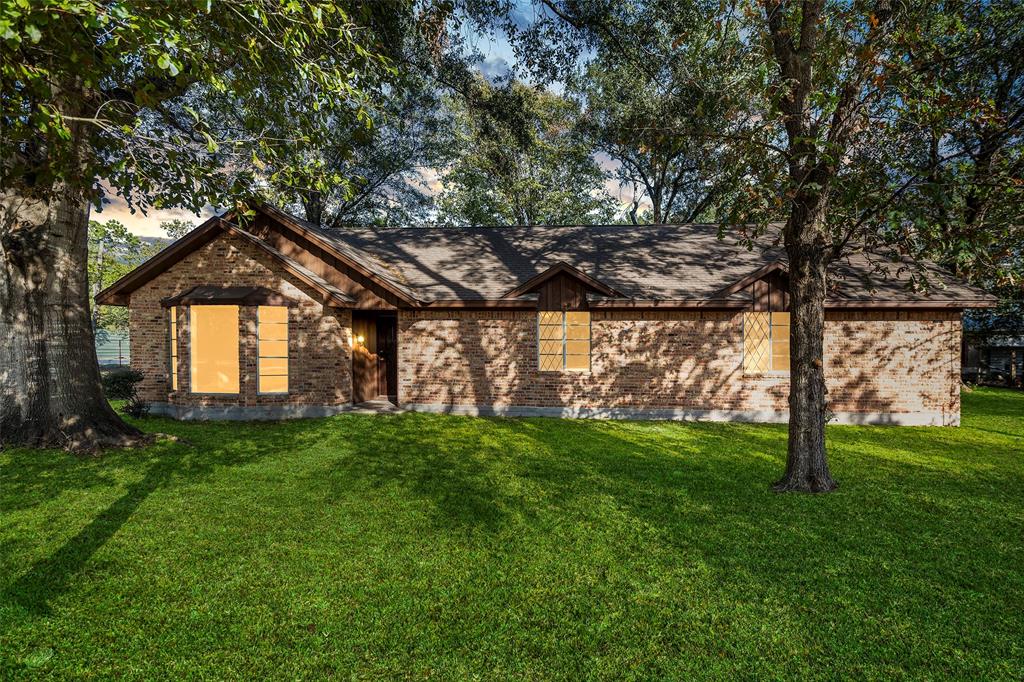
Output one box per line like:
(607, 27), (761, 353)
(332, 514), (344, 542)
(0, 186), (147, 452)
(774, 224), (838, 493)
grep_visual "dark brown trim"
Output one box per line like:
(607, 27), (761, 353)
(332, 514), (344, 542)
(713, 261), (788, 299)
(588, 299), (749, 309)
(419, 299), (539, 309)
(94, 213), (228, 306)
(822, 300), (993, 309)
(416, 297), (993, 311)
(502, 262), (625, 299)
(161, 285), (295, 307)
(256, 204), (421, 306)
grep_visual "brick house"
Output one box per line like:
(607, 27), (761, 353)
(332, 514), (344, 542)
(96, 204), (995, 425)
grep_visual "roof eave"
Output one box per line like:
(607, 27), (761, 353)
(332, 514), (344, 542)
(94, 213), (228, 306)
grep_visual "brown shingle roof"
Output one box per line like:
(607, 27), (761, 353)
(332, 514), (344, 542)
(307, 221), (992, 305)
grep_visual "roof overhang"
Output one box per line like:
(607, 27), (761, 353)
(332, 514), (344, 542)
(502, 261), (625, 299)
(161, 285), (294, 307)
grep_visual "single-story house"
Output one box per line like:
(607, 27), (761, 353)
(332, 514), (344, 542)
(96, 204), (995, 425)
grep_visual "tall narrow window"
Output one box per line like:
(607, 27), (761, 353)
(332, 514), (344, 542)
(169, 306), (178, 391)
(190, 305), (240, 393)
(538, 311), (591, 372)
(258, 306), (289, 394)
(743, 311), (790, 373)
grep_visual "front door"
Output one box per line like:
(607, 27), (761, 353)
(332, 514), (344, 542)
(376, 316), (397, 403)
(352, 312), (398, 404)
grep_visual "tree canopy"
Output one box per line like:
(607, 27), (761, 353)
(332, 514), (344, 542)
(437, 78), (616, 225)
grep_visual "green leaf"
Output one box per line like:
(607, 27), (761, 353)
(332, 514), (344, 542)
(24, 24), (41, 43)
(202, 131), (218, 154)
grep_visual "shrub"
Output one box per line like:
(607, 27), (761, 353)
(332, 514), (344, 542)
(123, 394), (151, 418)
(102, 368), (144, 400)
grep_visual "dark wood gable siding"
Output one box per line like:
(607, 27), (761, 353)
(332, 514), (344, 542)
(537, 273), (588, 311)
(749, 271), (789, 312)
(249, 214), (398, 309)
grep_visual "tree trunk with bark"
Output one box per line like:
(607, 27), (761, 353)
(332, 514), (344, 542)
(0, 186), (146, 452)
(775, 235), (837, 492)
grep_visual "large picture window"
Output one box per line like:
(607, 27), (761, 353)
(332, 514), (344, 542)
(743, 311), (790, 373)
(190, 305), (240, 393)
(538, 311), (591, 372)
(257, 306), (289, 394)
(168, 306), (178, 391)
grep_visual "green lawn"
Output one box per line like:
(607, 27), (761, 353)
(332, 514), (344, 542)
(1, 389), (1022, 679)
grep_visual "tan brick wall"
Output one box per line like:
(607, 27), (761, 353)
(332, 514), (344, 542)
(127, 232), (962, 425)
(129, 231), (352, 407)
(397, 309), (962, 423)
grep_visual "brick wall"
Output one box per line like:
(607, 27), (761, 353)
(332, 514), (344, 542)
(397, 309), (962, 424)
(129, 231), (352, 408)
(127, 233), (962, 425)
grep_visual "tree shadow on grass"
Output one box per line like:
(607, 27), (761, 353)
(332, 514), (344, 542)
(3, 418), (335, 617)
(319, 413), (530, 532)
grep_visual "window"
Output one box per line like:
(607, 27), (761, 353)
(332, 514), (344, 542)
(168, 306), (178, 391)
(190, 305), (240, 393)
(257, 306), (288, 394)
(538, 311), (591, 372)
(743, 311), (790, 373)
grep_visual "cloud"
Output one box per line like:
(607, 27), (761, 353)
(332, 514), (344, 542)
(478, 55), (512, 83)
(93, 194), (216, 238)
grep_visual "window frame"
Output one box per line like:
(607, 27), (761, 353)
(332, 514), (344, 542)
(537, 310), (592, 373)
(256, 305), (289, 395)
(168, 306), (178, 391)
(742, 310), (791, 375)
(188, 304), (241, 395)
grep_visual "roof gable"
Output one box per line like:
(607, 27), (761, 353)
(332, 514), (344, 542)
(502, 262), (625, 299)
(95, 216), (356, 308)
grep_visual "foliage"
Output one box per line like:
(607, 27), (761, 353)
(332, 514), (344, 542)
(121, 394), (150, 419)
(437, 78), (616, 225)
(1, 0), (389, 211)
(258, 4), (462, 227)
(100, 367), (144, 400)
(159, 219), (196, 241)
(570, 7), (749, 224)
(1, 389), (1022, 677)
(87, 219), (161, 332)
(274, 79), (458, 227)
(895, 0), (1024, 308)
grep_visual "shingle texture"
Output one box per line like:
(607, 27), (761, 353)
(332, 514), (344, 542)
(286, 218), (992, 304)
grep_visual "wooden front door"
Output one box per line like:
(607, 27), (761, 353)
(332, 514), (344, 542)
(376, 316), (398, 402)
(352, 313), (398, 404)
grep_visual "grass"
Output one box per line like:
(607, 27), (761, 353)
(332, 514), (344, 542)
(1, 388), (1022, 679)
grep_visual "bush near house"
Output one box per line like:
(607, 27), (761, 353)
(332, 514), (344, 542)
(1, 388), (1021, 679)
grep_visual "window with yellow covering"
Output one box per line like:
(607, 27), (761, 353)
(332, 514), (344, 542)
(538, 311), (591, 372)
(743, 311), (790, 373)
(168, 306), (178, 391)
(257, 306), (289, 394)
(190, 305), (240, 393)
